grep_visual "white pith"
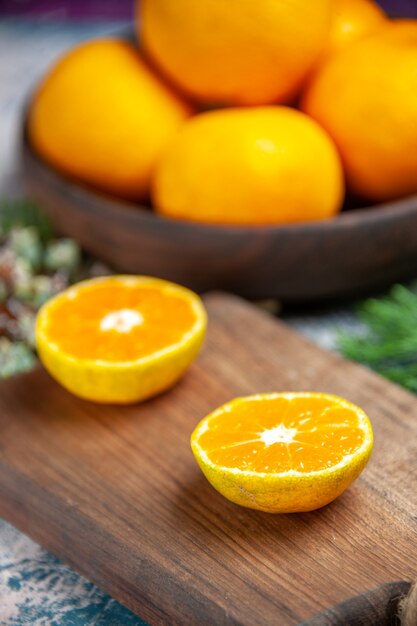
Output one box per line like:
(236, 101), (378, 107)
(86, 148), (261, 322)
(259, 424), (298, 446)
(100, 309), (144, 333)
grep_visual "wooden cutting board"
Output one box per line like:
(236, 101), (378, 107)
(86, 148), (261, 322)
(0, 293), (416, 625)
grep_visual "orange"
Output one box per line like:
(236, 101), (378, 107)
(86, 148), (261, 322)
(139, 0), (332, 105)
(35, 276), (207, 403)
(29, 39), (192, 200)
(191, 393), (373, 513)
(327, 0), (386, 55)
(152, 107), (344, 226)
(302, 21), (417, 202)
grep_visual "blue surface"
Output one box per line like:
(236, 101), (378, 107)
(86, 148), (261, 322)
(0, 520), (147, 625)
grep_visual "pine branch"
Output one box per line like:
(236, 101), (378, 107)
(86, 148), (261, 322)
(0, 197), (53, 241)
(337, 284), (417, 392)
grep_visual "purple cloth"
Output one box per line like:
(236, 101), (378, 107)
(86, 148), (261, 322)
(380, 0), (417, 17)
(0, 0), (133, 20)
(1, 0), (417, 20)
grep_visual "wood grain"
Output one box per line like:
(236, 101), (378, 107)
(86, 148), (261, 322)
(20, 122), (417, 302)
(0, 293), (416, 625)
(301, 581), (411, 625)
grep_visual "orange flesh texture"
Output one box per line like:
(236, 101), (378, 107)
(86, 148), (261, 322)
(44, 281), (198, 362)
(198, 397), (366, 474)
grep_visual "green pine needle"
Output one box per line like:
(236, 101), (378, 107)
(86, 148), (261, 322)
(0, 197), (53, 241)
(337, 284), (417, 393)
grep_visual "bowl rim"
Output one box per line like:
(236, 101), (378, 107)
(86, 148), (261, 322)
(22, 112), (417, 239)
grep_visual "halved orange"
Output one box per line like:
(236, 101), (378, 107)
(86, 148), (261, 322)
(36, 276), (207, 403)
(191, 393), (373, 513)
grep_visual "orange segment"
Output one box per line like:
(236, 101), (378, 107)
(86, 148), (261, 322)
(36, 276), (207, 403)
(191, 393), (373, 513)
(45, 279), (198, 362)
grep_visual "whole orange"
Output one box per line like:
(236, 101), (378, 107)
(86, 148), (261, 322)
(327, 0), (386, 55)
(152, 107), (344, 226)
(29, 39), (192, 199)
(302, 21), (417, 202)
(139, 0), (333, 105)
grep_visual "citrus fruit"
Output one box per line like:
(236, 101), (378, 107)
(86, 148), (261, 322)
(302, 21), (417, 202)
(139, 0), (333, 105)
(327, 0), (386, 55)
(152, 107), (344, 226)
(28, 39), (192, 200)
(191, 392), (373, 513)
(35, 276), (207, 404)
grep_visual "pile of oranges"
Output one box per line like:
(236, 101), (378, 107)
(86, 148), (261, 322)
(29, 0), (417, 226)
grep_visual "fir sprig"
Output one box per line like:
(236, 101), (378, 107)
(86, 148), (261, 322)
(337, 284), (417, 393)
(0, 197), (53, 241)
(0, 198), (99, 378)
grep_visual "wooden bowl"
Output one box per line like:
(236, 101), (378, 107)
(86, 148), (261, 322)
(20, 123), (417, 302)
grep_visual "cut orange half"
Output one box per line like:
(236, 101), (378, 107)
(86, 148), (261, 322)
(191, 393), (373, 513)
(36, 276), (207, 403)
